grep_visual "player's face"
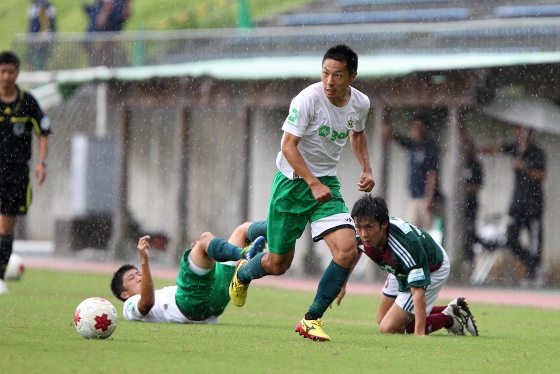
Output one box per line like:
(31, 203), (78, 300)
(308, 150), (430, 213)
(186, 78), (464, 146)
(0, 63), (18, 90)
(321, 58), (356, 107)
(410, 120), (426, 144)
(355, 218), (388, 249)
(121, 268), (142, 299)
(513, 125), (529, 142)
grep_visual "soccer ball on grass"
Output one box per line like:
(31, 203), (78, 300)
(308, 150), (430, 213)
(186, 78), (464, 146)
(74, 297), (118, 339)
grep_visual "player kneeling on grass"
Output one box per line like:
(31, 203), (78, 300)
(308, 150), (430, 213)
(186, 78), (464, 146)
(110, 221), (266, 324)
(350, 194), (479, 336)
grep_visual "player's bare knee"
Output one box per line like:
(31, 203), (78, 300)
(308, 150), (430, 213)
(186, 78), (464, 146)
(379, 326), (391, 334)
(378, 322), (395, 334)
(263, 255), (291, 275)
(232, 222), (252, 236)
(266, 262), (290, 275)
(333, 246), (358, 267)
(198, 231), (215, 246)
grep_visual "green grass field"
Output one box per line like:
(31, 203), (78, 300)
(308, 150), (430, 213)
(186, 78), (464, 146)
(1, 0), (315, 52)
(1, 269), (559, 373)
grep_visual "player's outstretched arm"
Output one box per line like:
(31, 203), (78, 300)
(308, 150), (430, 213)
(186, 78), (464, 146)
(136, 235), (155, 316)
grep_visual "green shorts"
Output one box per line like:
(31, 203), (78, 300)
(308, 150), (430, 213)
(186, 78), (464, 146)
(174, 249), (235, 320)
(266, 171), (349, 255)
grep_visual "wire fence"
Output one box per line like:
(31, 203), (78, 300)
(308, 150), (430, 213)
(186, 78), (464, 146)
(11, 18), (560, 71)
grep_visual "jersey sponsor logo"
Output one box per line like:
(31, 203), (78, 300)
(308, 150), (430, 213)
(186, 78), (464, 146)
(380, 264), (395, 274)
(346, 113), (357, 129)
(318, 125), (351, 142)
(318, 125), (330, 137)
(407, 268), (425, 283)
(12, 122), (25, 136)
(286, 108), (299, 126)
(125, 301), (134, 312)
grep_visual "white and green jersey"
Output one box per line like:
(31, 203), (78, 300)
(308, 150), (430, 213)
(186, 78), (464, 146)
(359, 217), (445, 292)
(123, 286), (218, 324)
(276, 82), (370, 179)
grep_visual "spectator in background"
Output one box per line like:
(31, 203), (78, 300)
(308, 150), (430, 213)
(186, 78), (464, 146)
(27, 0), (57, 70)
(85, 0), (132, 32)
(477, 125), (546, 286)
(382, 117), (442, 232)
(83, 0), (132, 66)
(461, 134), (483, 264)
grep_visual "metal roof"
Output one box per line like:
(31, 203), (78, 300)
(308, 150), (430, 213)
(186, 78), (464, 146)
(18, 51), (560, 109)
(51, 52), (560, 85)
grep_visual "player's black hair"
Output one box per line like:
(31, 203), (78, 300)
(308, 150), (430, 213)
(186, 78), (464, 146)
(0, 51), (20, 69)
(111, 264), (137, 302)
(351, 194), (389, 225)
(322, 44), (358, 76)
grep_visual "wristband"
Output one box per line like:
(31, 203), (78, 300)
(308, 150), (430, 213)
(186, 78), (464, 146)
(40, 160), (47, 167)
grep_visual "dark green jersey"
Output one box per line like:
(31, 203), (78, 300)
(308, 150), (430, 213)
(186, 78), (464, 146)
(359, 217), (444, 292)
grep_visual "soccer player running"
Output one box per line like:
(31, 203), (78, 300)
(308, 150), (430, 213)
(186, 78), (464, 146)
(229, 44), (375, 342)
(0, 51), (51, 294)
(351, 194), (479, 336)
(110, 221), (266, 324)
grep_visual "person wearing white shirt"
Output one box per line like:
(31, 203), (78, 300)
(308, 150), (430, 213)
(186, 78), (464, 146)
(111, 221), (266, 324)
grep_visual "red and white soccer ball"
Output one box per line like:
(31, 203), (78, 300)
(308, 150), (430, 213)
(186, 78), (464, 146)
(74, 297), (118, 339)
(5, 253), (25, 281)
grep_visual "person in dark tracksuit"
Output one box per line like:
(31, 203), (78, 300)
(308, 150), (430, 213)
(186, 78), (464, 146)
(0, 51), (51, 293)
(478, 125), (546, 284)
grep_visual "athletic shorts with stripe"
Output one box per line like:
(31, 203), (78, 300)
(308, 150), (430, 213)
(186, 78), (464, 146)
(382, 248), (450, 314)
(174, 249), (235, 320)
(266, 171), (355, 255)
